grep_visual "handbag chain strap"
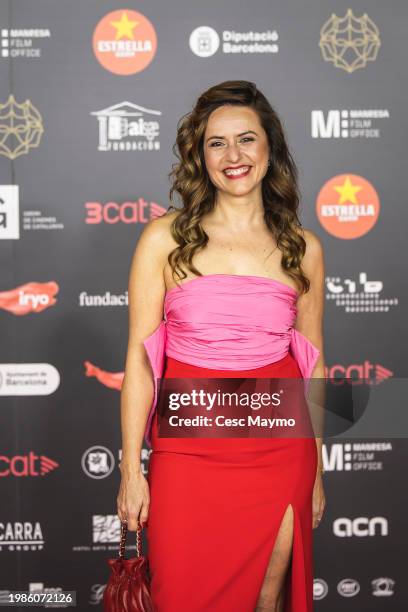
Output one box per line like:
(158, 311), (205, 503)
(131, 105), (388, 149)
(119, 520), (142, 559)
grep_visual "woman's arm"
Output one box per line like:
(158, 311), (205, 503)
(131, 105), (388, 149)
(295, 228), (326, 529)
(120, 217), (169, 477)
(295, 228), (326, 474)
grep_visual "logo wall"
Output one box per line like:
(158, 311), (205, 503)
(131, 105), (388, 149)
(316, 174), (380, 239)
(93, 10), (157, 75)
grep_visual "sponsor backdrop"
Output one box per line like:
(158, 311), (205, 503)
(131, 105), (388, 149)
(0, 0), (407, 610)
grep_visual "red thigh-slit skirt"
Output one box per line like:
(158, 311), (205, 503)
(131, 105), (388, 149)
(146, 352), (317, 612)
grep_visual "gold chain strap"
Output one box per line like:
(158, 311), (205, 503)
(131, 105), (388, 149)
(119, 520), (142, 559)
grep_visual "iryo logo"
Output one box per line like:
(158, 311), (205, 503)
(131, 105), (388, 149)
(0, 281), (59, 314)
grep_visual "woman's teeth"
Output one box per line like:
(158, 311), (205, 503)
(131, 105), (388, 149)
(224, 166), (250, 177)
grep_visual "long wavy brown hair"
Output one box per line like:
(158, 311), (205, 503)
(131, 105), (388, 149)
(166, 80), (310, 294)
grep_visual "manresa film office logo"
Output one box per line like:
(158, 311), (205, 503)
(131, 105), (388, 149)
(93, 9), (157, 75)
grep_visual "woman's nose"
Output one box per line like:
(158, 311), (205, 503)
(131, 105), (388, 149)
(225, 144), (241, 163)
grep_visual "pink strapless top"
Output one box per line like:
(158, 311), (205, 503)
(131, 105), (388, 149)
(165, 274), (298, 369)
(142, 274), (320, 448)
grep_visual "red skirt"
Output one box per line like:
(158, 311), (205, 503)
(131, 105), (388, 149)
(146, 353), (317, 612)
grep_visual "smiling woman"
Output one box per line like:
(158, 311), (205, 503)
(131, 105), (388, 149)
(204, 106), (270, 187)
(118, 80), (326, 612)
(165, 80), (314, 296)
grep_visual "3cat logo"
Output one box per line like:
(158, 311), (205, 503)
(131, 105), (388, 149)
(316, 174), (380, 239)
(0, 452), (59, 477)
(93, 9), (157, 75)
(85, 199), (167, 225)
(326, 361), (393, 385)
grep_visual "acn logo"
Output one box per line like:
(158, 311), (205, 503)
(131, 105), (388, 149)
(333, 517), (388, 537)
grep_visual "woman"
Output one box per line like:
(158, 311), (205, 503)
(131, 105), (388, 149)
(117, 80), (326, 612)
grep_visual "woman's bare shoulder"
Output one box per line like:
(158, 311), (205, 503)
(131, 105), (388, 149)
(138, 209), (180, 249)
(297, 227), (325, 294)
(299, 227), (324, 265)
(129, 209), (181, 285)
(126, 210), (181, 302)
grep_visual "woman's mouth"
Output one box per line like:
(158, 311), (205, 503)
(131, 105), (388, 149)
(223, 165), (251, 180)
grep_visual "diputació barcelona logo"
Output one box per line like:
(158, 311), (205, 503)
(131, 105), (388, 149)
(92, 9), (157, 75)
(316, 174), (380, 239)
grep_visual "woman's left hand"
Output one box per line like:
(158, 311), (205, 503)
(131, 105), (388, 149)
(312, 473), (326, 529)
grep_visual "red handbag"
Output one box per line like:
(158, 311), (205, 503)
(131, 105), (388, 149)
(103, 520), (154, 612)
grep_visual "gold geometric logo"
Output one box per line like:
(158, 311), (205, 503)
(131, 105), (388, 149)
(0, 95), (44, 160)
(319, 8), (381, 73)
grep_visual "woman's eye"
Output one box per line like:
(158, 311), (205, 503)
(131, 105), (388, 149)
(209, 137), (255, 148)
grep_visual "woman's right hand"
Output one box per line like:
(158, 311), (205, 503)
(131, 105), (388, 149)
(117, 468), (150, 531)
